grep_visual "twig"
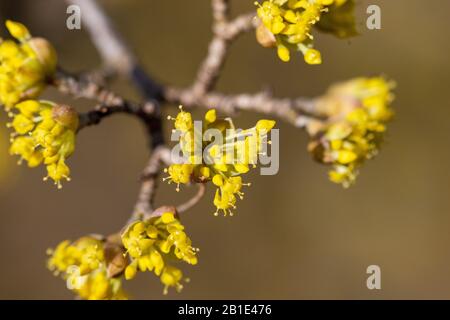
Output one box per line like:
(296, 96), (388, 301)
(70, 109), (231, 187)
(53, 69), (157, 130)
(217, 12), (257, 40)
(66, 0), (135, 74)
(62, 0), (168, 223)
(190, 10), (257, 96)
(177, 184), (207, 214)
(164, 87), (319, 128)
(132, 146), (172, 220)
(189, 0), (231, 95)
(65, 0), (164, 147)
(212, 0), (230, 23)
(53, 69), (124, 106)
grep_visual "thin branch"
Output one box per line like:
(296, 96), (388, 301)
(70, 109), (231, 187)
(66, 0), (135, 74)
(177, 183), (207, 214)
(53, 69), (157, 130)
(190, 10), (256, 96)
(212, 0), (230, 23)
(217, 12), (257, 40)
(53, 69), (124, 106)
(66, 0), (164, 146)
(190, 36), (227, 96)
(67, 0), (162, 100)
(132, 146), (172, 220)
(164, 87), (319, 128)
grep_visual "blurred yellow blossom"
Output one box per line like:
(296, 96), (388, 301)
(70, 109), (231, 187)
(0, 20), (57, 110)
(255, 0), (356, 64)
(47, 237), (127, 300)
(307, 77), (395, 187)
(315, 0), (358, 38)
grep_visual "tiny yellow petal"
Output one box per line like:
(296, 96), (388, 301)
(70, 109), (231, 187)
(161, 212), (175, 224)
(304, 49), (322, 65)
(205, 109), (217, 123)
(6, 20), (31, 40)
(277, 45), (290, 62)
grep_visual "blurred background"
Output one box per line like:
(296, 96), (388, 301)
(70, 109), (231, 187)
(1, 0), (449, 299)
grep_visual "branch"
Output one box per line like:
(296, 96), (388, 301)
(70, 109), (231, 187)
(67, 0), (162, 99)
(53, 69), (124, 106)
(212, 0), (230, 23)
(132, 146), (172, 220)
(66, 0), (164, 147)
(164, 87), (319, 128)
(53, 69), (157, 130)
(132, 149), (206, 220)
(177, 183), (207, 214)
(218, 12), (257, 40)
(190, 6), (256, 96)
(66, 0), (135, 74)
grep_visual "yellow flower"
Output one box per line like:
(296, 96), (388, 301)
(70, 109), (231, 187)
(307, 77), (395, 187)
(7, 100), (78, 188)
(166, 164), (194, 191)
(160, 266), (184, 295)
(0, 20), (57, 110)
(47, 237), (127, 300)
(76, 269), (127, 300)
(121, 210), (198, 294)
(255, 0), (356, 64)
(165, 106), (275, 216)
(303, 48), (322, 65)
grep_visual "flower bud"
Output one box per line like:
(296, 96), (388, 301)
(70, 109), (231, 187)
(277, 44), (290, 62)
(28, 37), (58, 74)
(52, 104), (79, 131)
(5, 20), (30, 41)
(256, 24), (276, 48)
(104, 241), (127, 278)
(304, 49), (322, 65)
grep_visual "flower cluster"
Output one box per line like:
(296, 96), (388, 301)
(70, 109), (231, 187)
(307, 77), (395, 187)
(165, 107), (276, 216)
(0, 21), (76, 188)
(0, 20), (56, 109)
(255, 0), (356, 64)
(47, 237), (127, 300)
(7, 100), (78, 188)
(121, 210), (198, 294)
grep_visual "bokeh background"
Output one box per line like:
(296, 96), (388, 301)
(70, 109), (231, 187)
(1, 0), (449, 299)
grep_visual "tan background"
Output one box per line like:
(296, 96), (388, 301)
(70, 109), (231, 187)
(0, 0), (449, 299)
